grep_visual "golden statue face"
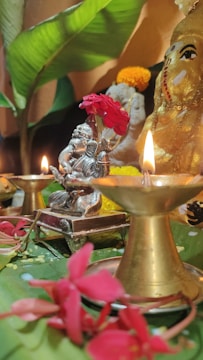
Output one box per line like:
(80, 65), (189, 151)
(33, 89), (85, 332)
(136, 35), (203, 176)
(161, 36), (203, 105)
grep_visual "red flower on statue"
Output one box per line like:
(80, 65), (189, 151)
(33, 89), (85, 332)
(79, 93), (130, 136)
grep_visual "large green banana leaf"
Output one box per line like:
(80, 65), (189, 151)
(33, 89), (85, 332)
(0, 0), (25, 47)
(4, 0), (145, 110)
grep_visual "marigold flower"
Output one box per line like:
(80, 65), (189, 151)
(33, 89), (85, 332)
(116, 66), (151, 92)
(101, 166), (141, 212)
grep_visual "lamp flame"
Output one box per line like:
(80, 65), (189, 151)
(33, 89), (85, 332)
(41, 155), (49, 174)
(143, 130), (155, 174)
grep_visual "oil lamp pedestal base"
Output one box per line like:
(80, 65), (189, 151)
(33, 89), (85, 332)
(86, 257), (203, 313)
(115, 214), (200, 301)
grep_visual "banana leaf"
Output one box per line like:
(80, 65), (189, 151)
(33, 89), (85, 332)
(0, 0), (25, 47)
(2, 0), (145, 110)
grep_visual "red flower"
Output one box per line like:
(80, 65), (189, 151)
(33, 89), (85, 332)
(80, 302), (112, 337)
(30, 242), (124, 303)
(0, 218), (28, 237)
(30, 243), (124, 344)
(0, 298), (59, 321)
(79, 93), (130, 135)
(87, 305), (178, 360)
(0, 243), (124, 346)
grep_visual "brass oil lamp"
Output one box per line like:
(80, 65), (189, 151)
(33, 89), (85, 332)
(9, 156), (53, 215)
(91, 131), (203, 307)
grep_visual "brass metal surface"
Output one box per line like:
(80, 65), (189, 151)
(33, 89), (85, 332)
(91, 174), (203, 303)
(86, 258), (203, 312)
(9, 175), (54, 215)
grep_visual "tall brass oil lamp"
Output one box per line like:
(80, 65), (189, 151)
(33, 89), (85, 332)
(91, 132), (203, 306)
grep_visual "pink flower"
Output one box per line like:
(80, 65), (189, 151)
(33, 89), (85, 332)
(80, 302), (112, 337)
(0, 243), (124, 346)
(0, 298), (59, 321)
(0, 218), (28, 237)
(87, 305), (178, 360)
(79, 93), (130, 135)
(30, 243), (124, 344)
(30, 242), (124, 303)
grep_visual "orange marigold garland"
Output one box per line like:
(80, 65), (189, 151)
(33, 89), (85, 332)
(116, 66), (151, 92)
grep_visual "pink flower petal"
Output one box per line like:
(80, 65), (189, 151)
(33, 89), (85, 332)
(68, 243), (94, 281)
(63, 289), (84, 345)
(29, 279), (57, 299)
(15, 219), (28, 231)
(81, 303), (111, 336)
(47, 315), (65, 329)
(0, 222), (15, 236)
(87, 329), (140, 360)
(11, 298), (59, 321)
(53, 278), (72, 304)
(76, 269), (124, 302)
(149, 335), (178, 354)
(120, 306), (150, 342)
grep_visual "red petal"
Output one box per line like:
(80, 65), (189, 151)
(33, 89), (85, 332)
(149, 335), (178, 354)
(47, 316), (65, 329)
(63, 289), (84, 345)
(11, 298), (59, 321)
(76, 269), (124, 302)
(120, 306), (150, 342)
(96, 303), (111, 328)
(0, 221), (15, 236)
(68, 243), (94, 281)
(87, 330), (140, 360)
(29, 279), (57, 299)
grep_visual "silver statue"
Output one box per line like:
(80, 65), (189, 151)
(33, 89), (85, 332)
(49, 122), (110, 216)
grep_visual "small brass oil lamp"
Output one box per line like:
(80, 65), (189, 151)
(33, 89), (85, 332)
(9, 156), (54, 215)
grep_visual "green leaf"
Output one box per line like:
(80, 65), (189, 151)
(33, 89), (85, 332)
(0, 92), (17, 114)
(0, 251), (17, 270)
(0, 0), (25, 48)
(6, 0), (145, 107)
(28, 76), (75, 131)
(42, 181), (63, 205)
(48, 76), (75, 114)
(0, 319), (90, 360)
